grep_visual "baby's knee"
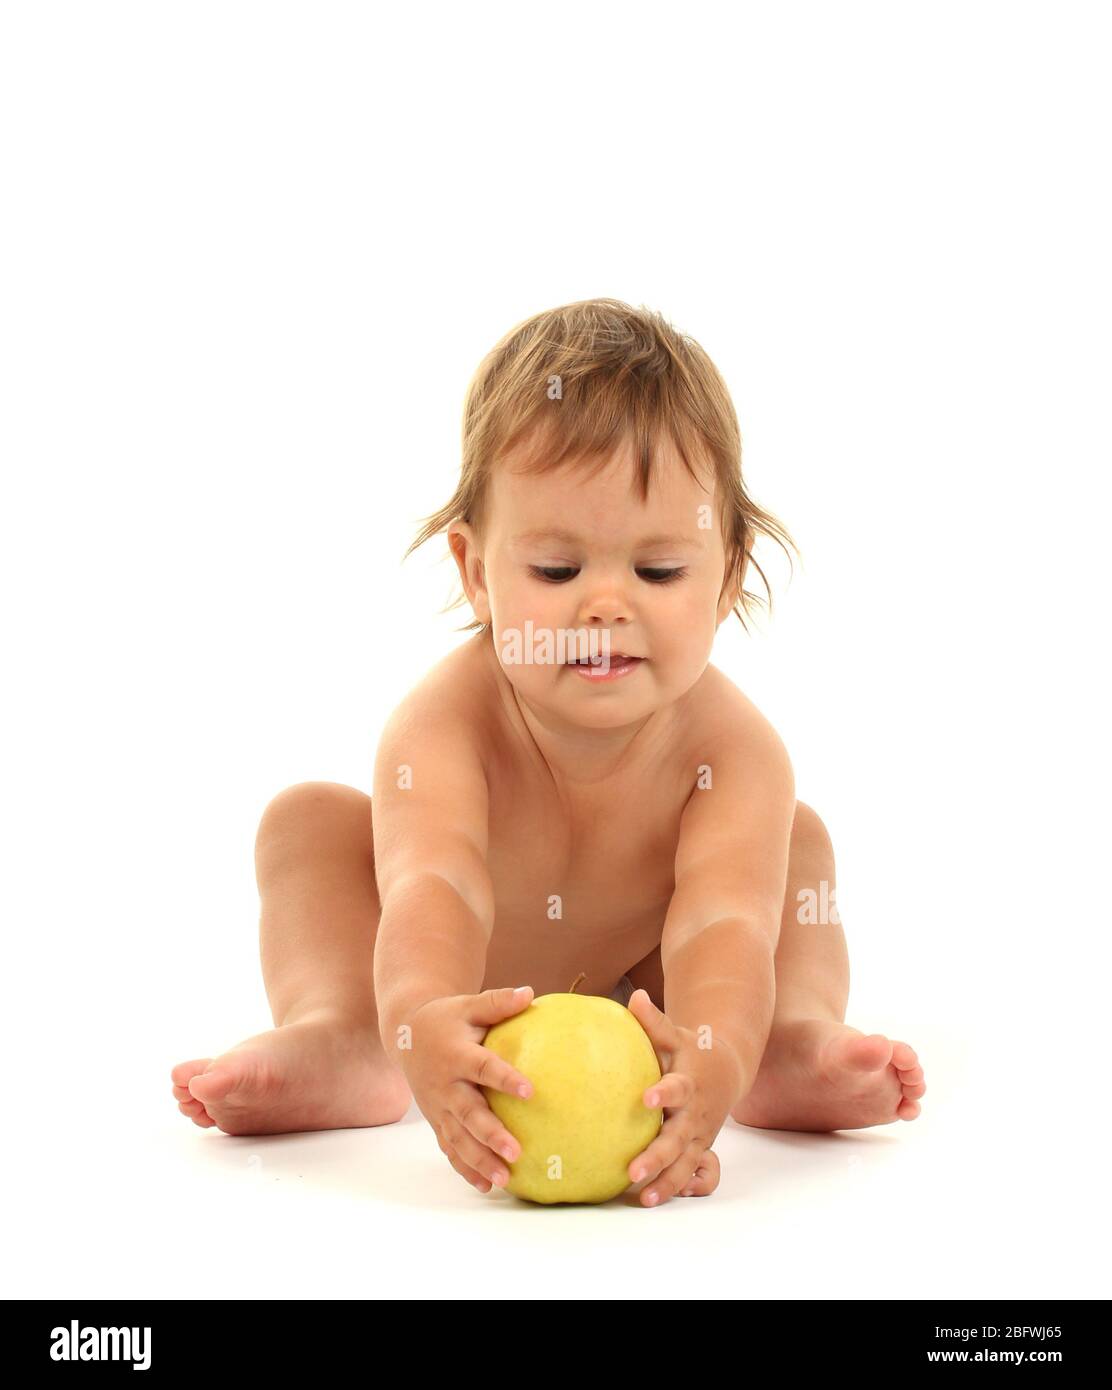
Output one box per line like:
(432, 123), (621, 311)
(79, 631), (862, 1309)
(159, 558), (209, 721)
(790, 800), (835, 864)
(255, 781), (374, 865)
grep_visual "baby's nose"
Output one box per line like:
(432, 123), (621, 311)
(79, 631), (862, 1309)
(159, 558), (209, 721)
(576, 584), (632, 627)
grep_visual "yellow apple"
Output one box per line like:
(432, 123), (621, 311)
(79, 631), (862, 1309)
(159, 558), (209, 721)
(482, 983), (663, 1204)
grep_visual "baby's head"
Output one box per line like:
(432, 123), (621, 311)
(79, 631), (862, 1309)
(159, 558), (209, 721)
(407, 298), (797, 726)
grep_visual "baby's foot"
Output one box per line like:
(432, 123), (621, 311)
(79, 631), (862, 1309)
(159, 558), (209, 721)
(169, 1008), (412, 1136)
(730, 1018), (925, 1132)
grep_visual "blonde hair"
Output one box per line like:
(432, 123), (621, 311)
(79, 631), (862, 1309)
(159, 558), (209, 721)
(406, 297), (799, 632)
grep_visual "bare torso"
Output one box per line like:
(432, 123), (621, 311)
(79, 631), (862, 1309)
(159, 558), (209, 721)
(418, 634), (762, 1000)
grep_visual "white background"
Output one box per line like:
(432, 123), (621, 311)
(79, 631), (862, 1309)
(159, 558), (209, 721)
(2, 1), (1109, 1301)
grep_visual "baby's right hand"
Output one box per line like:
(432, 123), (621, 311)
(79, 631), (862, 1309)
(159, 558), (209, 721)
(399, 985), (535, 1193)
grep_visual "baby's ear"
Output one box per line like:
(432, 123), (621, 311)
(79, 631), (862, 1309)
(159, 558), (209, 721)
(447, 520), (491, 624)
(716, 554), (744, 625)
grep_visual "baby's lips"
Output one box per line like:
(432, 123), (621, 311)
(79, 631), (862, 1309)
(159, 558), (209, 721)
(566, 651), (645, 665)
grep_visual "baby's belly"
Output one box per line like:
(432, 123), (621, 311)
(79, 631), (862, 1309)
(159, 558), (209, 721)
(480, 896), (668, 999)
(479, 794), (681, 998)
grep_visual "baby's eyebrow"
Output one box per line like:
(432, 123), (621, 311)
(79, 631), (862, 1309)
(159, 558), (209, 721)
(511, 527), (701, 549)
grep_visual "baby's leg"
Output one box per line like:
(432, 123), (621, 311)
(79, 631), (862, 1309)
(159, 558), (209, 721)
(729, 801), (926, 1132)
(170, 782), (412, 1135)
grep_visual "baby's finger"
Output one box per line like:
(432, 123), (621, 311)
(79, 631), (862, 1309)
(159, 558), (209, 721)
(627, 1114), (691, 1188)
(440, 1112), (510, 1189)
(627, 989), (681, 1065)
(436, 1132), (495, 1194)
(643, 1070), (694, 1110)
(467, 1044), (533, 1101)
(640, 1144), (703, 1208)
(447, 1081), (522, 1162)
(679, 1148), (721, 1198)
(466, 984), (534, 1027)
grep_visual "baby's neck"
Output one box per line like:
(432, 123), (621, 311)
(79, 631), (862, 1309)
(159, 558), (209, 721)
(510, 685), (681, 789)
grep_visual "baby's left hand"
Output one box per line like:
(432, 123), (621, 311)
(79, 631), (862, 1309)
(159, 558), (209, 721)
(625, 989), (742, 1207)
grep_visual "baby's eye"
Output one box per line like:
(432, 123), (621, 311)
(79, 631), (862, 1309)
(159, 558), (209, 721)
(529, 565), (580, 583)
(636, 567), (688, 584)
(528, 564), (687, 584)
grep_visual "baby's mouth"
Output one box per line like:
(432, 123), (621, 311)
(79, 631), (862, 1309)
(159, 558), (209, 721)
(566, 653), (645, 669)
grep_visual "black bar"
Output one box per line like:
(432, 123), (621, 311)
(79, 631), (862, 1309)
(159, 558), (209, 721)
(1, 1298), (1107, 1375)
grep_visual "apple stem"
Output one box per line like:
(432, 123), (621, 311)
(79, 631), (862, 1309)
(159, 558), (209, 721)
(569, 972), (586, 994)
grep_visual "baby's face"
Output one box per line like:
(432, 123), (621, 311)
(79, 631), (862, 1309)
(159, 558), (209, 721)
(453, 434), (736, 729)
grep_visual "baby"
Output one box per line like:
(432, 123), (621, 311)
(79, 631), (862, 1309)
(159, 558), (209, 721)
(171, 298), (926, 1206)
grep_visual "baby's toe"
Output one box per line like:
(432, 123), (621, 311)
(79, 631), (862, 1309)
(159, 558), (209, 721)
(187, 1061), (240, 1105)
(892, 1042), (926, 1102)
(171, 1059), (213, 1088)
(891, 1041), (918, 1070)
(177, 1097), (216, 1127)
(171, 1060), (224, 1125)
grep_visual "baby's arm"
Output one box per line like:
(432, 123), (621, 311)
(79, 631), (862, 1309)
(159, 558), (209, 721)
(372, 692), (494, 1044)
(660, 715), (796, 1108)
(372, 691), (534, 1192)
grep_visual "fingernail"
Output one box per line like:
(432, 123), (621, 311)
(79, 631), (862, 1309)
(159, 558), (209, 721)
(501, 1145), (515, 1160)
(517, 1083), (530, 1098)
(630, 1166), (644, 1182)
(645, 1092), (659, 1106)
(513, 986), (531, 996)
(644, 1191), (660, 1206)
(492, 1170), (507, 1187)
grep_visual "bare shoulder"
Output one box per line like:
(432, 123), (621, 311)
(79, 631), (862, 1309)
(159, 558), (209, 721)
(372, 634), (502, 834)
(372, 634), (500, 894)
(679, 662), (793, 776)
(377, 632), (500, 760)
(668, 666), (797, 944)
